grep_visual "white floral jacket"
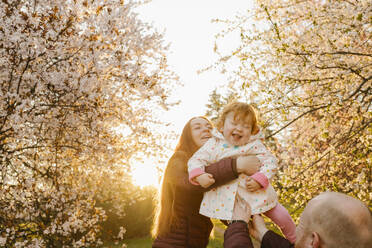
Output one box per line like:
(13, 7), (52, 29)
(188, 128), (279, 220)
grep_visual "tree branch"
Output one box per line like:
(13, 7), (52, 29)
(288, 50), (372, 57)
(315, 64), (367, 80)
(345, 76), (372, 101)
(293, 118), (372, 179)
(17, 56), (33, 94)
(267, 105), (329, 138)
(263, 6), (281, 40)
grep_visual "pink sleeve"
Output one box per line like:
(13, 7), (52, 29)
(251, 172), (269, 189)
(189, 168), (205, 185)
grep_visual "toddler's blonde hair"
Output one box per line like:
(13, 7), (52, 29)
(216, 102), (259, 135)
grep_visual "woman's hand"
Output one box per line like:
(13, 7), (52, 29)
(236, 156), (261, 176)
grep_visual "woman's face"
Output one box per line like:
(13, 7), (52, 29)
(190, 117), (212, 148)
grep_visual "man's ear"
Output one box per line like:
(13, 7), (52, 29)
(311, 232), (321, 248)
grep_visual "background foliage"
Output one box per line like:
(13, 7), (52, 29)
(98, 186), (156, 242)
(206, 0), (371, 217)
(0, 0), (176, 246)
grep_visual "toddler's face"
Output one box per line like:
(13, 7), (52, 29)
(222, 112), (252, 146)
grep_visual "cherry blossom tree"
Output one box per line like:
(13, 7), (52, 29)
(0, 0), (177, 246)
(209, 0), (371, 215)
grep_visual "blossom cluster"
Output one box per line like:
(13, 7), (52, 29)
(0, 0), (177, 246)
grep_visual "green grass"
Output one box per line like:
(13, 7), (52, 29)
(104, 236), (152, 248)
(207, 219), (225, 248)
(124, 236), (152, 248)
(117, 232), (223, 248)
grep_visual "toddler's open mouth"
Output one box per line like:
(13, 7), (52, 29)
(232, 133), (242, 142)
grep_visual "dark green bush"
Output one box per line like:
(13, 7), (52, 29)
(97, 186), (157, 242)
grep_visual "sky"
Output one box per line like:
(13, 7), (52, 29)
(131, 0), (254, 187)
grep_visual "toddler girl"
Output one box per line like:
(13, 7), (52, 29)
(188, 102), (296, 243)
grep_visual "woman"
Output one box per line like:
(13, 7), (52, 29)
(152, 116), (261, 248)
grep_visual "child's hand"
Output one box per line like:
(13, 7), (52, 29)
(195, 173), (215, 188)
(246, 177), (261, 192)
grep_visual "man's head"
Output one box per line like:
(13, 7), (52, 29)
(295, 191), (372, 248)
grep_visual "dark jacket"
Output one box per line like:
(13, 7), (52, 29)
(223, 222), (254, 248)
(224, 222), (293, 248)
(261, 231), (293, 248)
(152, 151), (238, 248)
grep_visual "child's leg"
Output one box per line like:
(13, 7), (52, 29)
(263, 203), (296, 243)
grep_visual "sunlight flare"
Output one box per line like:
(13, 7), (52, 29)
(131, 162), (160, 188)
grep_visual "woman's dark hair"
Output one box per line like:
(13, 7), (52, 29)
(152, 116), (212, 238)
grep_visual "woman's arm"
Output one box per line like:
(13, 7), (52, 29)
(167, 152), (261, 192)
(204, 158), (238, 188)
(166, 152), (238, 193)
(187, 138), (215, 182)
(205, 155), (262, 189)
